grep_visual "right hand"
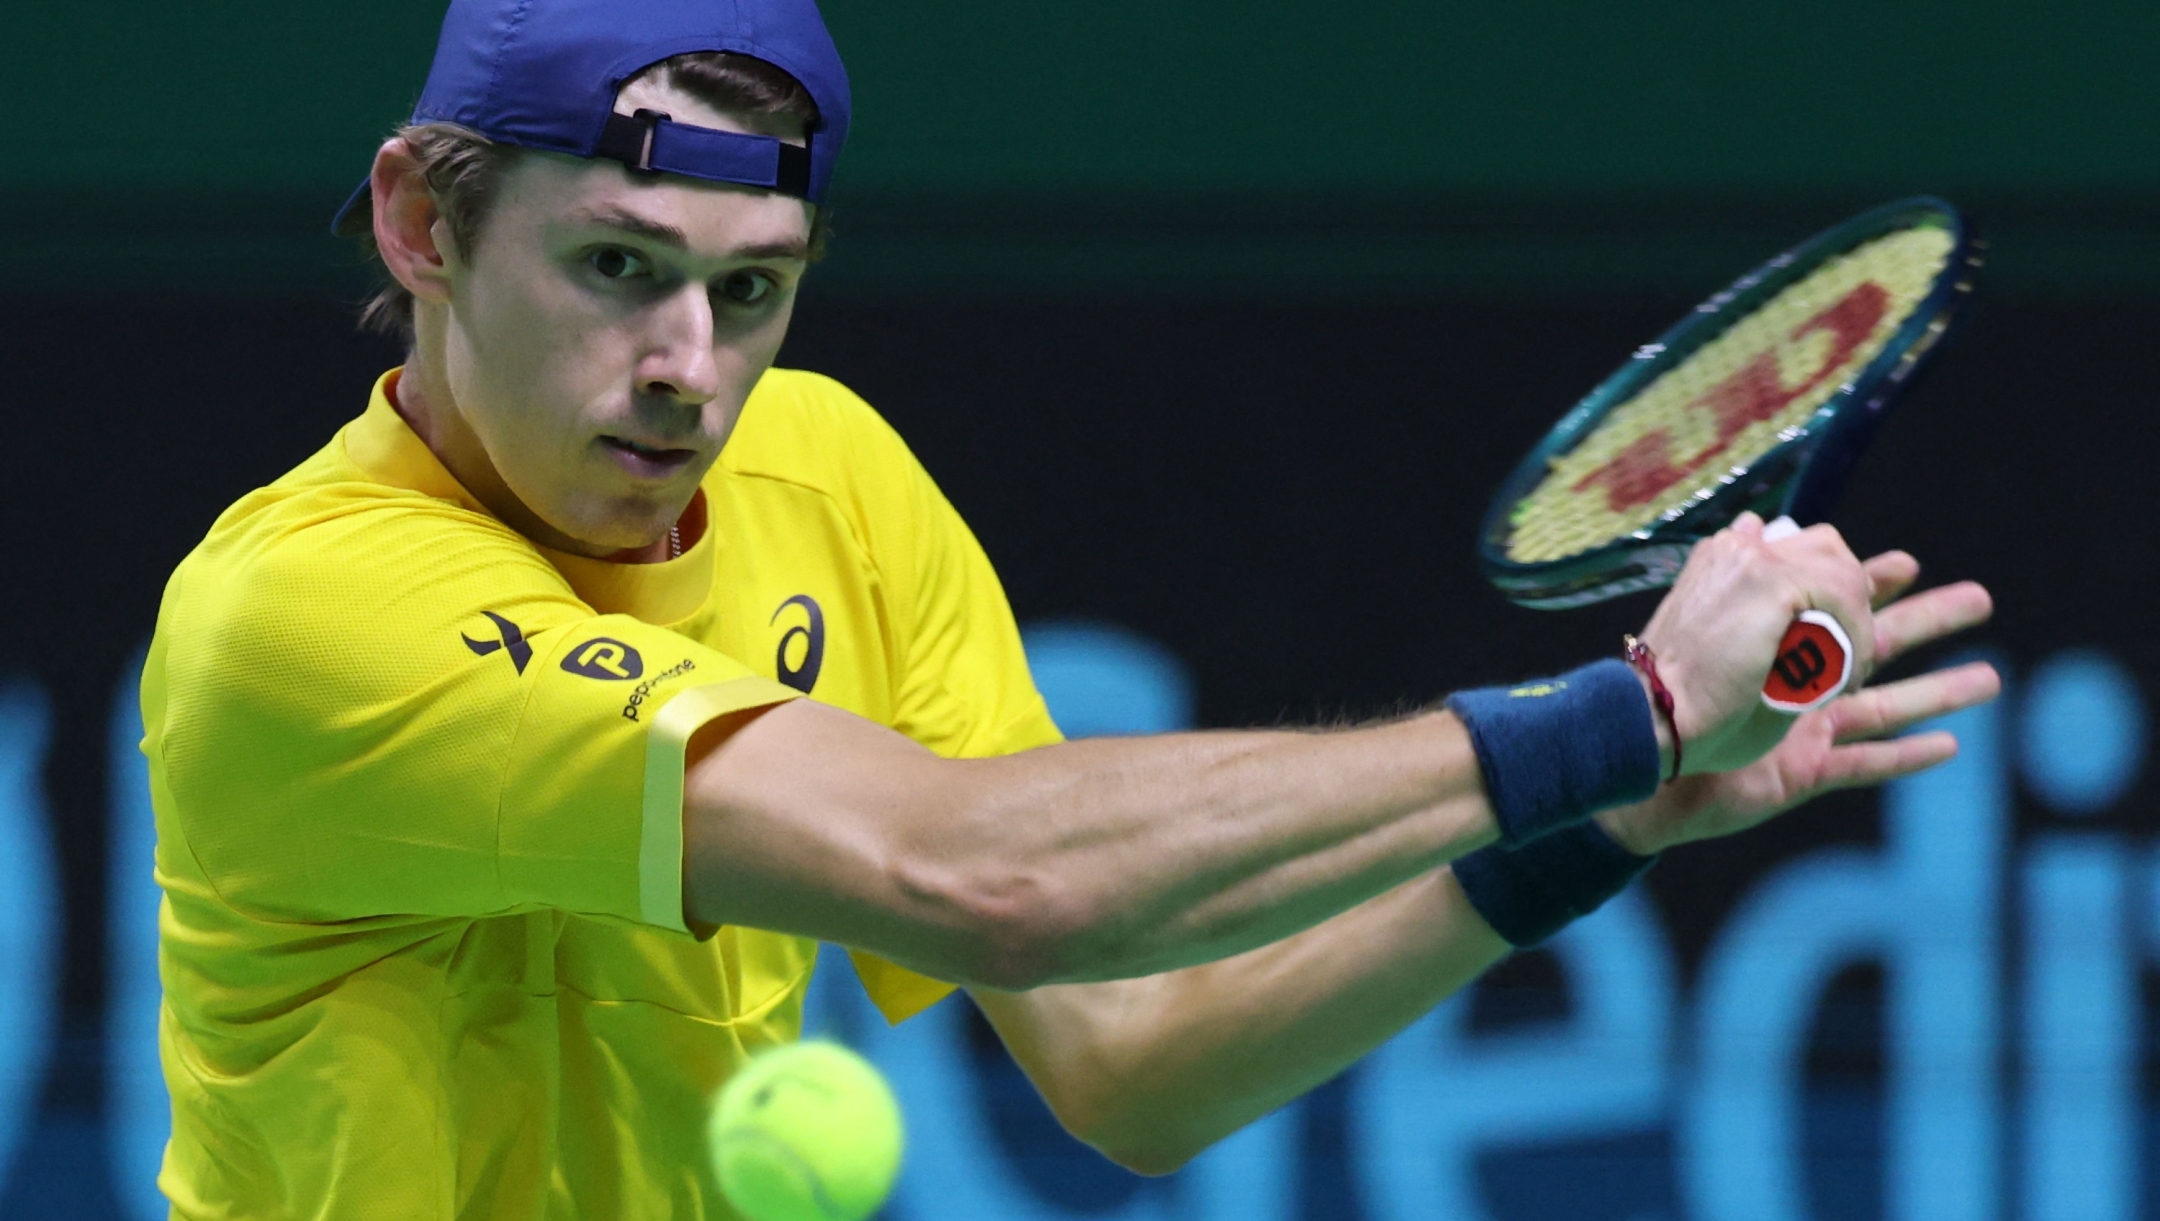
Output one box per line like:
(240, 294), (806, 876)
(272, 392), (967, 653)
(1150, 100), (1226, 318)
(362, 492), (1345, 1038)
(1636, 512), (1877, 775)
(1598, 550), (1995, 854)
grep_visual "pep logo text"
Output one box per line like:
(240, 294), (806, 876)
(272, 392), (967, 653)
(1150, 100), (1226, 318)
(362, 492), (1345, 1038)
(562, 638), (644, 681)
(620, 658), (697, 722)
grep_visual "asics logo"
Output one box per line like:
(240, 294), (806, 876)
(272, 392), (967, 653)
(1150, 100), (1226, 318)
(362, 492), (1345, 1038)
(770, 594), (825, 694)
(461, 611), (533, 674)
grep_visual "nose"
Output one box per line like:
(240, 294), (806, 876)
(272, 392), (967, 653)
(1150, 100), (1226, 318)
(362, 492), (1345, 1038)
(634, 284), (721, 405)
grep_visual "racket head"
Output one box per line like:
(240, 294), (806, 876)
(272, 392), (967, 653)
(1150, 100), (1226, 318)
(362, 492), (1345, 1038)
(1479, 197), (1983, 609)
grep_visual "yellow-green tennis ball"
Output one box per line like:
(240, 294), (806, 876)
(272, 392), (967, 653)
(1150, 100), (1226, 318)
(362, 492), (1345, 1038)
(708, 1041), (904, 1221)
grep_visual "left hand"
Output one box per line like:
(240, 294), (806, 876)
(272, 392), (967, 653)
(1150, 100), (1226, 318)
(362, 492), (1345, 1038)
(1596, 550), (2000, 856)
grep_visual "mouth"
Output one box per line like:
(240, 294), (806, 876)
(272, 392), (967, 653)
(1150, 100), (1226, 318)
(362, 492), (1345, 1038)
(598, 435), (699, 480)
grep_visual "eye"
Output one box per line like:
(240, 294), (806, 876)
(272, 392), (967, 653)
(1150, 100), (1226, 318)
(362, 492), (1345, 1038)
(717, 270), (777, 305)
(587, 247), (649, 280)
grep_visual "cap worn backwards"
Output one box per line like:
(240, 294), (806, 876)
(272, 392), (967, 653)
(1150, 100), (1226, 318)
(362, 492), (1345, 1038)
(331, 0), (850, 237)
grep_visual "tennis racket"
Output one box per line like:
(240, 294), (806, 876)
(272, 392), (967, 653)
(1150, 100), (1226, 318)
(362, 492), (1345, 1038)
(1476, 196), (1983, 711)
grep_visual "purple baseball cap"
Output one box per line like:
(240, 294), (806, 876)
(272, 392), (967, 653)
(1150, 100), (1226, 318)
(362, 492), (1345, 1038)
(331, 0), (850, 236)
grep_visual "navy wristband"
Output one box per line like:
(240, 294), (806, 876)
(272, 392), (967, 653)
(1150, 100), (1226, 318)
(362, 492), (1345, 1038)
(1445, 658), (1661, 845)
(1452, 819), (1658, 947)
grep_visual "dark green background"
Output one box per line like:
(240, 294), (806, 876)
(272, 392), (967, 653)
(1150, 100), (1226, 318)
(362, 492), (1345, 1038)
(9, 0), (2156, 295)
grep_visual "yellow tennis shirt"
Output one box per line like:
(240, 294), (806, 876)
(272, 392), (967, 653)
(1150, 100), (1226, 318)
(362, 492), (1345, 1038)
(142, 367), (1062, 1220)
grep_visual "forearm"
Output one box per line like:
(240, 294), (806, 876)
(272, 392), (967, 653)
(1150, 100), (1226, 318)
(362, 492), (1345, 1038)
(974, 866), (1510, 1174)
(684, 700), (1500, 988)
(952, 712), (1503, 981)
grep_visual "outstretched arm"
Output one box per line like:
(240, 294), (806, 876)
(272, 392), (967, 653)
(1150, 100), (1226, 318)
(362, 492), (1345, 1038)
(975, 866), (1509, 1175)
(971, 553), (1995, 1174)
(687, 701), (1503, 989)
(681, 518), (1874, 991)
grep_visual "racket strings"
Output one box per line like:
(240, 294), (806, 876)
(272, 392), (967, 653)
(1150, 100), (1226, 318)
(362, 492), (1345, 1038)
(1505, 225), (1955, 563)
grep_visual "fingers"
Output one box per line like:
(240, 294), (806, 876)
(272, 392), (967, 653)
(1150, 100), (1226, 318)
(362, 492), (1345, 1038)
(1872, 580), (1994, 665)
(1731, 511), (1766, 538)
(1825, 660), (2002, 744)
(1784, 648), (1999, 803)
(1864, 551), (1920, 608)
(1816, 730), (1960, 791)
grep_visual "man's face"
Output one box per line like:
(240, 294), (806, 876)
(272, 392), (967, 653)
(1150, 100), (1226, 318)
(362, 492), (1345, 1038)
(432, 82), (812, 554)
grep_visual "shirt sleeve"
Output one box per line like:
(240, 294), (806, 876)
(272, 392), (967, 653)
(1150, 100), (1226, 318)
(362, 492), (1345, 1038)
(152, 498), (798, 932)
(826, 394), (1066, 1022)
(832, 396), (1062, 762)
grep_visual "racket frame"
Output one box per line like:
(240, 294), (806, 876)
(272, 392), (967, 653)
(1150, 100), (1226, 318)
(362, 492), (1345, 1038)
(1479, 196), (1983, 610)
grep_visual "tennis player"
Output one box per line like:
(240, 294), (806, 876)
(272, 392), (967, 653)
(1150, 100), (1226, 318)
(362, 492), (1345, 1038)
(141, 0), (1999, 1215)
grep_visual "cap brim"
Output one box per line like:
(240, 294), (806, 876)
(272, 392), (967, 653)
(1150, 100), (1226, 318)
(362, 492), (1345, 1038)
(330, 175), (374, 238)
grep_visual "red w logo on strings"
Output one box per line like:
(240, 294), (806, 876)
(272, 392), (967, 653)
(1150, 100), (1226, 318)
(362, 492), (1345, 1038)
(1572, 281), (1890, 512)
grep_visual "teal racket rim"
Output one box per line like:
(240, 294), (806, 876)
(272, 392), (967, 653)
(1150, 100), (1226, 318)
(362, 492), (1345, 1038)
(1478, 196), (1983, 610)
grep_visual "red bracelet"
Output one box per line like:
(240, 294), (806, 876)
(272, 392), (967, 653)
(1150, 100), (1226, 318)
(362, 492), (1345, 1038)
(1623, 635), (1681, 782)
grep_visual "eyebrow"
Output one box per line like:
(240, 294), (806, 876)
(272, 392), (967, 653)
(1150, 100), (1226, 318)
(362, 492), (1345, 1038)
(564, 205), (809, 262)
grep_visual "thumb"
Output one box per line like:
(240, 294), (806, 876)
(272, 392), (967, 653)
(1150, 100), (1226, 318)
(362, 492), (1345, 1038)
(1730, 511), (1766, 538)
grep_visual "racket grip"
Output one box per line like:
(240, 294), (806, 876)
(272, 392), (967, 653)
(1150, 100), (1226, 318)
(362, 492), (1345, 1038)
(1760, 515), (1802, 542)
(1757, 517), (1854, 712)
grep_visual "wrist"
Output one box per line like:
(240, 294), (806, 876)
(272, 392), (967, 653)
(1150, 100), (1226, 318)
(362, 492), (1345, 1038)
(1632, 668), (1677, 780)
(1453, 819), (1659, 947)
(1445, 658), (1662, 846)
(1622, 635), (1682, 781)
(1593, 803), (1670, 857)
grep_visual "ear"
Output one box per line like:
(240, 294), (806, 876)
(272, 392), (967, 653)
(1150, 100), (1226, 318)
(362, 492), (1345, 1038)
(369, 138), (456, 306)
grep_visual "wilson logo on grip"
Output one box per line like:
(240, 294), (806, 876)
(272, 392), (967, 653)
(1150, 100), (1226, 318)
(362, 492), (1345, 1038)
(562, 638), (644, 681)
(1760, 610), (1855, 713)
(1773, 639), (1830, 692)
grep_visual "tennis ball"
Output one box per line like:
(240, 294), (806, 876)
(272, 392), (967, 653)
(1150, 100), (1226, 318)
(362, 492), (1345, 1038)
(708, 1040), (904, 1221)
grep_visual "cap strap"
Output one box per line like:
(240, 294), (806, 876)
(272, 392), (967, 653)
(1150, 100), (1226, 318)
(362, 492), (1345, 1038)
(595, 109), (814, 199)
